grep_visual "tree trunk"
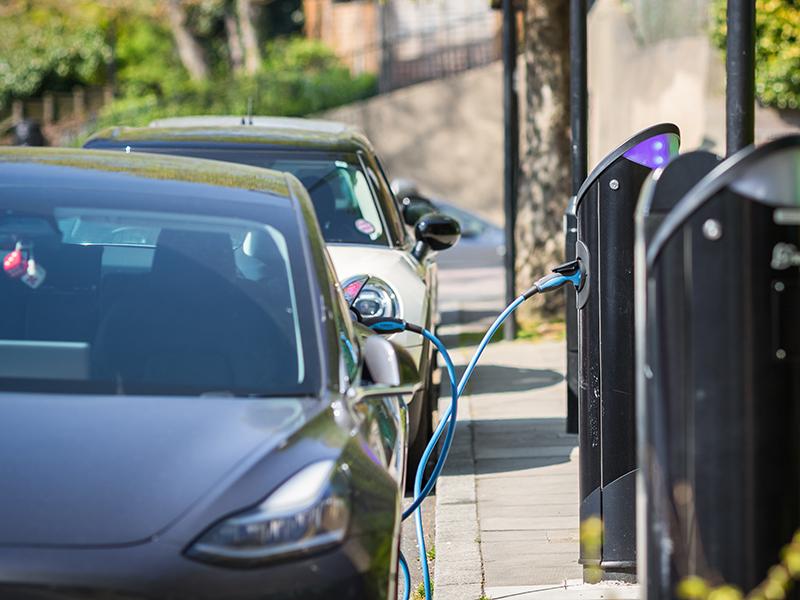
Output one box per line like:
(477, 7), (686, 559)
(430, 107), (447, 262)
(516, 0), (571, 321)
(236, 0), (261, 75)
(164, 0), (210, 81)
(224, 4), (245, 74)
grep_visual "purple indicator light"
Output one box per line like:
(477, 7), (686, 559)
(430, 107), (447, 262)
(623, 133), (680, 170)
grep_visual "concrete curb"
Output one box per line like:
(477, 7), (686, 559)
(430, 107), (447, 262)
(433, 376), (485, 600)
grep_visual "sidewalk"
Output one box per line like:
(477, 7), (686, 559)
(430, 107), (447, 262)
(433, 340), (639, 600)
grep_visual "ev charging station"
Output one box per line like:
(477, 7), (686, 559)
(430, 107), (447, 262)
(636, 137), (800, 598)
(572, 125), (680, 578)
(565, 199), (579, 434)
(630, 2), (800, 598)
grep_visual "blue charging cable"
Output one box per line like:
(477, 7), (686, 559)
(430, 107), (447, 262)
(364, 259), (584, 600)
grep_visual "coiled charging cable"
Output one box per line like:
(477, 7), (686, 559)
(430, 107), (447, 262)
(363, 260), (584, 600)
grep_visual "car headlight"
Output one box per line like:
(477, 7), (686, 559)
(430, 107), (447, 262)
(342, 275), (400, 319)
(186, 460), (350, 566)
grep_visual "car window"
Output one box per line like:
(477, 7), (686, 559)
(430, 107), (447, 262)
(280, 158), (386, 245)
(149, 148), (390, 247)
(371, 155), (409, 245)
(0, 200), (316, 397)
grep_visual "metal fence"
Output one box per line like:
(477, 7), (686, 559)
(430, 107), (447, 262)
(377, 11), (502, 91)
(305, 0), (502, 93)
(0, 86), (112, 139)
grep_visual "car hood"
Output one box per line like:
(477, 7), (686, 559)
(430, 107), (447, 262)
(0, 393), (319, 548)
(326, 244), (428, 352)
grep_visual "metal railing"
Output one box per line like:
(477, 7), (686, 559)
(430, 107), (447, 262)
(307, 1), (502, 93)
(0, 86), (112, 141)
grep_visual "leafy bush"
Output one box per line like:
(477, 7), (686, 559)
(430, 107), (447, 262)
(0, 11), (110, 109)
(93, 37), (377, 131)
(711, 0), (800, 109)
(114, 18), (190, 99)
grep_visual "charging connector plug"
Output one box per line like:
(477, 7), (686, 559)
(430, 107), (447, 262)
(523, 259), (585, 298)
(360, 317), (422, 334)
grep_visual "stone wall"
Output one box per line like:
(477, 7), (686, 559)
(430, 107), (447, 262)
(322, 60), (515, 223)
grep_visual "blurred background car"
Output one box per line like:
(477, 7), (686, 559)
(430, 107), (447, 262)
(391, 179), (506, 334)
(84, 116), (461, 477)
(0, 147), (416, 600)
(391, 178), (505, 270)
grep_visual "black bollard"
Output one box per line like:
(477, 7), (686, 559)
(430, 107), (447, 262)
(638, 136), (800, 598)
(574, 123), (680, 579)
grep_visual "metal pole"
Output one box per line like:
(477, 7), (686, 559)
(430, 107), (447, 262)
(502, 0), (519, 340)
(726, 0), (755, 156)
(570, 0), (588, 194)
(566, 0), (587, 434)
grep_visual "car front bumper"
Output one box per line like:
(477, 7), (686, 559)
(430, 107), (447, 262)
(0, 533), (395, 600)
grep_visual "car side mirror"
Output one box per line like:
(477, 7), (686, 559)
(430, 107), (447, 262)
(412, 213), (461, 261)
(362, 335), (420, 390)
(401, 196), (437, 227)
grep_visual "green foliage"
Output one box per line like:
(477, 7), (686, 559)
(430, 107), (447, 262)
(711, 0), (800, 109)
(410, 581), (435, 600)
(426, 545), (436, 561)
(0, 10), (111, 108)
(114, 18), (189, 98)
(93, 37), (377, 132)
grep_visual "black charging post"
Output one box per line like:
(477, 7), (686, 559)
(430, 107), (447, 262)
(564, 197), (579, 434)
(634, 150), (721, 599)
(574, 123), (680, 580)
(638, 136), (800, 598)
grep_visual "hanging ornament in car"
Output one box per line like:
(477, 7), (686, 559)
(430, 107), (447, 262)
(21, 257), (46, 289)
(3, 242), (27, 278)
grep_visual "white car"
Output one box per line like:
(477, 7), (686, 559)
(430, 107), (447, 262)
(85, 116), (461, 475)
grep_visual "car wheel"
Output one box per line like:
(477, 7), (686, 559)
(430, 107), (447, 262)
(406, 353), (437, 491)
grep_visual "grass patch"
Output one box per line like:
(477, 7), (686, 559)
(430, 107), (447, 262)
(410, 581), (434, 600)
(427, 546), (436, 561)
(443, 324), (505, 349)
(444, 318), (565, 350)
(517, 318), (566, 342)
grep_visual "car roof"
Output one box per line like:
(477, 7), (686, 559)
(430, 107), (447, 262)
(87, 116), (374, 154)
(149, 115), (350, 134)
(0, 147), (304, 206)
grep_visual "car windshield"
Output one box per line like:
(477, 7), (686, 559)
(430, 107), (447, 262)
(149, 148), (389, 246)
(0, 194), (316, 397)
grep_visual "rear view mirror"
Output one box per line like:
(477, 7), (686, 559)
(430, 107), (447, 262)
(412, 213), (461, 260)
(362, 335), (419, 389)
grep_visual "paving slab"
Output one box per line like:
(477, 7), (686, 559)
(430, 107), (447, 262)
(485, 581), (640, 600)
(434, 340), (640, 599)
(479, 529), (580, 544)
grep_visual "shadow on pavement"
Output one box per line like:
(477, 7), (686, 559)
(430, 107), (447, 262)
(451, 365), (564, 395)
(444, 417), (577, 476)
(440, 308), (502, 326)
